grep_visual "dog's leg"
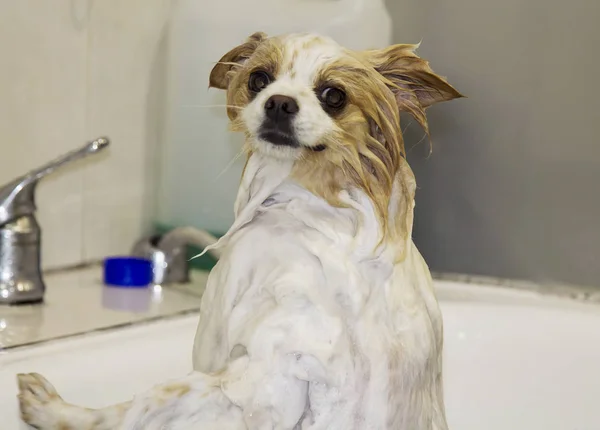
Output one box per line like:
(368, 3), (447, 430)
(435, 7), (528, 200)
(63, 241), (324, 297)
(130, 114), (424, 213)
(17, 373), (130, 429)
(19, 353), (310, 429)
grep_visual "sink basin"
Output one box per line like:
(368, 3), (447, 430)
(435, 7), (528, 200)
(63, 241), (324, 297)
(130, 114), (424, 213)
(1, 315), (197, 429)
(1, 280), (600, 430)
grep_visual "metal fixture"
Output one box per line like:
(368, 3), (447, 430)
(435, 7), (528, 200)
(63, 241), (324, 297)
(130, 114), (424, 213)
(132, 227), (221, 285)
(0, 137), (110, 305)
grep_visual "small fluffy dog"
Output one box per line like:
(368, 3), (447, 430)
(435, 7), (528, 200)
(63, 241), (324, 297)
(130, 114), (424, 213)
(18, 32), (462, 430)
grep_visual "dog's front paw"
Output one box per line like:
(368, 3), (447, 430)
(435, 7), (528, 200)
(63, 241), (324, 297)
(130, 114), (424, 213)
(17, 373), (63, 429)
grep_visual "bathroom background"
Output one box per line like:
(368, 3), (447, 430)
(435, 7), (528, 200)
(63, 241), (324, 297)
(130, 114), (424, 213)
(1, 0), (598, 288)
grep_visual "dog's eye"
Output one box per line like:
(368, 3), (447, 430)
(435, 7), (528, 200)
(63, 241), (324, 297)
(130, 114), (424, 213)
(320, 87), (346, 111)
(248, 71), (272, 93)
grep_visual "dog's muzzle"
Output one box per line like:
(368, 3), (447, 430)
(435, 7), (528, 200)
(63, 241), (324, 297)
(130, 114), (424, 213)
(259, 95), (299, 147)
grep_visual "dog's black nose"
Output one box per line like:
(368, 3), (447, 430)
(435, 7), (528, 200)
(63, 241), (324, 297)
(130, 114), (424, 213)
(264, 95), (299, 122)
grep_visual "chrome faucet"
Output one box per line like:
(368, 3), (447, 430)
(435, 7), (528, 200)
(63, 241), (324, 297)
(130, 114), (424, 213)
(132, 227), (221, 286)
(0, 137), (110, 305)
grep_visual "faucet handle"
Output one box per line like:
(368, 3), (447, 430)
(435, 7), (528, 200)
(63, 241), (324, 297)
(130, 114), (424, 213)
(0, 137), (110, 225)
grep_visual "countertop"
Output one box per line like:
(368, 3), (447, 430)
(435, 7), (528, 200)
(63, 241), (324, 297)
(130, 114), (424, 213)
(2, 264), (598, 351)
(0, 266), (209, 350)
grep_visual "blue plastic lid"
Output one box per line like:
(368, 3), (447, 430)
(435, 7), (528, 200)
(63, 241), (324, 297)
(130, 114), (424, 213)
(103, 257), (153, 288)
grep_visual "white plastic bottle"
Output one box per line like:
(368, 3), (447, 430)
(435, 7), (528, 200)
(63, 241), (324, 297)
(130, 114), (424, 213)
(156, 0), (392, 236)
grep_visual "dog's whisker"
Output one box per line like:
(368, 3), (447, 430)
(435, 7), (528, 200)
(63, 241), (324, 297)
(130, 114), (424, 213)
(180, 104), (243, 109)
(407, 132), (430, 155)
(214, 61), (243, 68)
(214, 149), (246, 181)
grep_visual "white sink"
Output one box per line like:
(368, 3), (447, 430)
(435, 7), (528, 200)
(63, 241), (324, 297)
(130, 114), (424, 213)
(1, 315), (197, 429)
(2, 280), (600, 430)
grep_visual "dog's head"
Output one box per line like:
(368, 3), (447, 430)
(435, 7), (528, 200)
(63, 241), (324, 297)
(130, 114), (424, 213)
(210, 32), (462, 243)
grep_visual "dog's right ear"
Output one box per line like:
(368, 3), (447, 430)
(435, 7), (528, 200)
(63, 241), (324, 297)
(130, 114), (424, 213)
(209, 32), (268, 90)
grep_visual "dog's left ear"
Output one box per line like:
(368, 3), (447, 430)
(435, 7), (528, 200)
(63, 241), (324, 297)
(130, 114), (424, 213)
(209, 32), (268, 90)
(365, 43), (463, 131)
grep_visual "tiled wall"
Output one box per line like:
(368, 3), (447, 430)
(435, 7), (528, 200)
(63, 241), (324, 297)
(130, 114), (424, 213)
(1, 0), (171, 269)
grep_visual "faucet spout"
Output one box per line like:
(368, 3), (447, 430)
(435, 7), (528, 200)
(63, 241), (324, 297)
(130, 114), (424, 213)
(132, 227), (221, 286)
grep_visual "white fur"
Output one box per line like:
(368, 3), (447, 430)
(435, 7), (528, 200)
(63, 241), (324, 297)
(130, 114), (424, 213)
(17, 34), (448, 430)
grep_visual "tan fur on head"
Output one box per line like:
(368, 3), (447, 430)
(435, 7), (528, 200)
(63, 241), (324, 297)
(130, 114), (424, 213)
(209, 33), (463, 246)
(209, 32), (268, 90)
(363, 43), (463, 137)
